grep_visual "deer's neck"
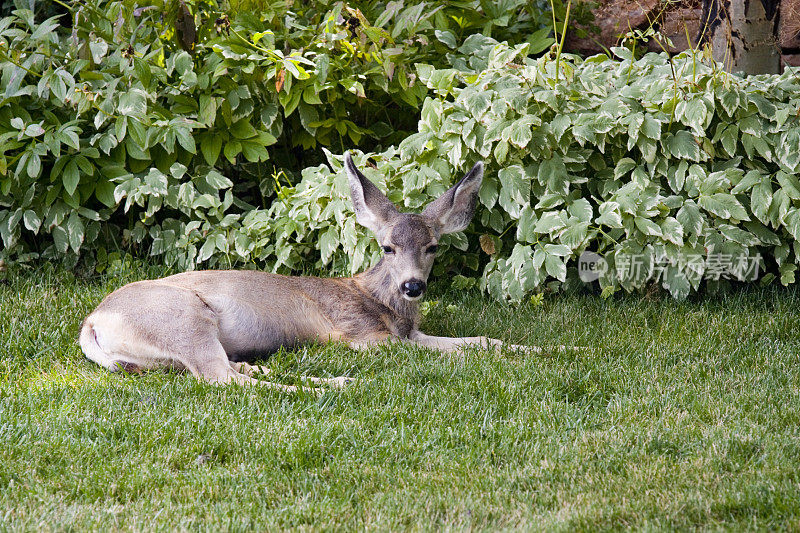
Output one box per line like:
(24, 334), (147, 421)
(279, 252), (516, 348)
(354, 259), (420, 328)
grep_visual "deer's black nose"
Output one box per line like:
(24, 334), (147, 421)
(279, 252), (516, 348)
(402, 280), (426, 298)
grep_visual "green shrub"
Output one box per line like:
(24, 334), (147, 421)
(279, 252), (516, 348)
(254, 44), (800, 300)
(8, 1), (798, 302)
(0, 0), (561, 270)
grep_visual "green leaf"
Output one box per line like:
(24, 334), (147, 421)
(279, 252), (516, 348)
(66, 212), (84, 253)
(596, 201), (623, 228)
(95, 180), (117, 208)
(516, 205), (537, 243)
(544, 254), (566, 282)
(750, 176), (773, 225)
(319, 226), (338, 264)
(145, 168), (168, 195)
(567, 198), (592, 222)
(550, 115), (570, 142)
(662, 266), (690, 300)
(559, 221), (589, 248)
(434, 29), (457, 48)
(744, 221), (780, 245)
(493, 140), (509, 163)
(23, 210), (41, 233)
(174, 51), (193, 76)
(534, 211), (566, 234)
(667, 161), (688, 193)
(26, 153), (41, 178)
(750, 93), (776, 119)
(544, 243), (571, 256)
(169, 162), (187, 180)
(659, 217), (683, 246)
(134, 57), (152, 87)
(241, 140), (269, 162)
(463, 90), (492, 118)
(614, 158), (636, 179)
(302, 86), (323, 105)
(698, 193), (750, 221)
(280, 89), (302, 116)
(175, 128), (196, 154)
(718, 224), (759, 246)
(676, 200), (704, 235)
(230, 119), (258, 140)
(634, 216), (662, 237)
(780, 263), (797, 285)
(717, 88), (740, 116)
(97, 132), (117, 154)
(198, 95), (217, 126)
(479, 175), (499, 209)
(224, 140), (241, 163)
(298, 102), (320, 134)
(641, 114), (661, 140)
(125, 136), (150, 160)
(497, 165), (530, 219)
(201, 135), (223, 166)
(63, 160), (80, 196)
(678, 98), (707, 132)
(782, 208), (800, 241)
(506, 117), (533, 149)
(777, 171), (800, 201)
(51, 225), (69, 253)
(31, 16), (60, 40)
(538, 155), (568, 195)
(719, 125), (738, 157)
(89, 38), (108, 63)
(118, 89), (147, 117)
(198, 237), (216, 262)
(205, 170), (233, 190)
(666, 131), (701, 161)
(24, 123), (45, 137)
(731, 170), (762, 194)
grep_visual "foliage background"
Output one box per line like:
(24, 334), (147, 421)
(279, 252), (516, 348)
(0, 0), (564, 270)
(2, 0), (800, 301)
(263, 46), (800, 301)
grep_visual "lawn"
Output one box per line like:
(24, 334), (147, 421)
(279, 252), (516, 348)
(1, 265), (799, 530)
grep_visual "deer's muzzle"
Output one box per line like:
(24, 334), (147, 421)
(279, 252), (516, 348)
(401, 279), (426, 299)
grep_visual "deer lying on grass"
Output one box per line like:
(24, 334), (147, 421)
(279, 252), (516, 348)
(80, 154), (532, 392)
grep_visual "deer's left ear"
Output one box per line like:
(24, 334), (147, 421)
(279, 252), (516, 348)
(422, 162), (483, 234)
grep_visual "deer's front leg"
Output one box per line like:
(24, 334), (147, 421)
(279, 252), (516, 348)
(407, 331), (537, 354)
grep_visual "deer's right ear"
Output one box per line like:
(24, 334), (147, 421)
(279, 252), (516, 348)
(345, 152), (399, 235)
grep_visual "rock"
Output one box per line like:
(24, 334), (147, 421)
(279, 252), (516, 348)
(781, 54), (800, 69)
(566, 0), (660, 55)
(780, 0), (800, 49)
(647, 8), (703, 53)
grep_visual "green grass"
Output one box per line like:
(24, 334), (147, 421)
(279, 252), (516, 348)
(1, 265), (799, 531)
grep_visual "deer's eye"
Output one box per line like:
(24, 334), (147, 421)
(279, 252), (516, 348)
(426, 245), (438, 254)
(382, 246), (395, 254)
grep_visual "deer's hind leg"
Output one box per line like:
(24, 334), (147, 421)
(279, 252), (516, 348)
(80, 284), (302, 391)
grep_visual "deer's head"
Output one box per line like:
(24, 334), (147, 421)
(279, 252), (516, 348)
(345, 153), (483, 301)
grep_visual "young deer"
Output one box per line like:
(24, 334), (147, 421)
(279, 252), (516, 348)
(79, 154), (530, 391)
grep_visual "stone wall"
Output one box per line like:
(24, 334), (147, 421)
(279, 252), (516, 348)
(782, 0), (800, 69)
(567, 0), (795, 73)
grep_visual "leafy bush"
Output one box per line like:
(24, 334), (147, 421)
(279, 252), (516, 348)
(7, 1), (800, 302)
(0, 0), (561, 270)
(254, 44), (800, 300)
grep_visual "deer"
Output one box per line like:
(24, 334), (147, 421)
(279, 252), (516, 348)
(79, 153), (534, 392)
